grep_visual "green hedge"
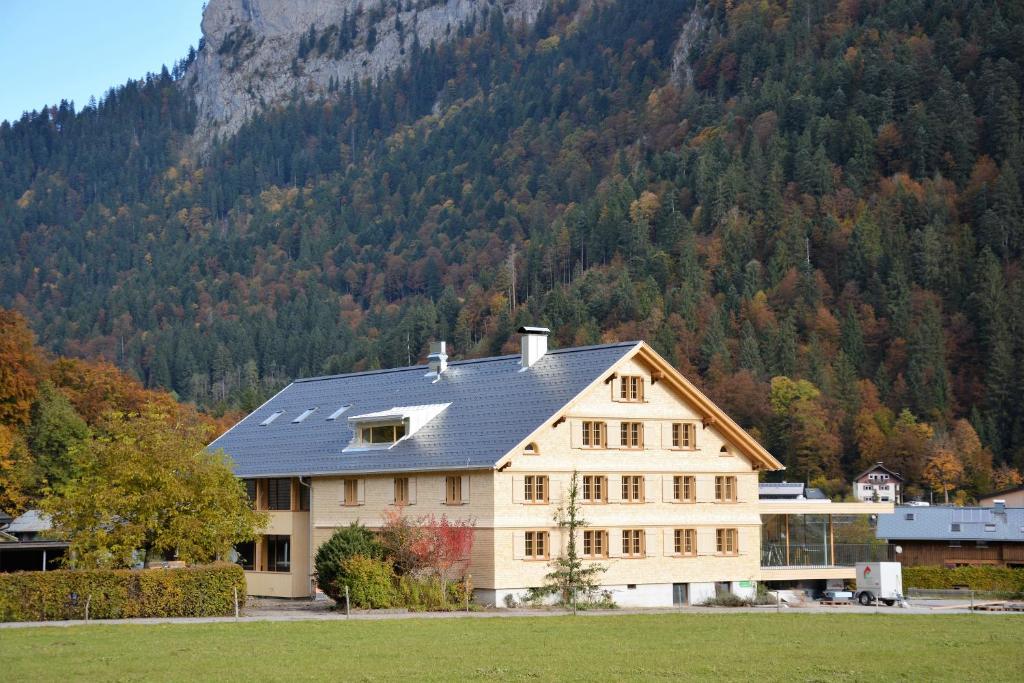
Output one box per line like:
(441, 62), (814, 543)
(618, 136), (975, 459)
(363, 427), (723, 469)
(903, 566), (1024, 593)
(0, 563), (246, 622)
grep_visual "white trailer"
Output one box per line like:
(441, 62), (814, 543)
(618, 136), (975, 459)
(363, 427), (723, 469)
(854, 562), (904, 606)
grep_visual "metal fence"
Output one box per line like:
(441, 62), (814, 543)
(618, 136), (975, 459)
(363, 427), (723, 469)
(761, 543), (894, 569)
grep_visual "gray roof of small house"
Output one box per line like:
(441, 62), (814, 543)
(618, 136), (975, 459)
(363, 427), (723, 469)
(759, 482), (829, 501)
(7, 509), (53, 534)
(877, 505), (1024, 542)
(210, 342), (639, 478)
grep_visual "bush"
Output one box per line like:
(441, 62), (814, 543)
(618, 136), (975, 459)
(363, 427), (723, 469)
(314, 523), (382, 603)
(701, 592), (753, 607)
(340, 555), (399, 609)
(903, 566), (1024, 593)
(0, 563), (245, 622)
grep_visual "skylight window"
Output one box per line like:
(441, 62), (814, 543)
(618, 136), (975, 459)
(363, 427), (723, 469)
(292, 407), (317, 423)
(260, 411), (284, 426)
(326, 405), (351, 421)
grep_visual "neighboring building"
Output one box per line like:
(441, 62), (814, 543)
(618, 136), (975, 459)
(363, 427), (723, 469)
(211, 329), (889, 606)
(979, 485), (1024, 508)
(876, 503), (1024, 568)
(0, 510), (68, 572)
(853, 462), (903, 503)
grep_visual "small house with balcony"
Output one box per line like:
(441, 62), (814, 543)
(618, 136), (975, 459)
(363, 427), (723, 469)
(853, 462), (903, 503)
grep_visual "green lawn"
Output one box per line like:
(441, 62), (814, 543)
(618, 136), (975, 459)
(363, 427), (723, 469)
(2, 613), (1022, 681)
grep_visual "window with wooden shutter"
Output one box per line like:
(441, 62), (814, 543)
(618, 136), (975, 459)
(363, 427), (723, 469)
(582, 475), (607, 503)
(244, 479), (258, 508)
(620, 422), (643, 449)
(582, 421), (607, 448)
(343, 479), (359, 506)
(445, 476), (463, 505)
(621, 529), (644, 558)
(621, 475), (644, 502)
(524, 530), (548, 560)
(716, 528), (738, 555)
(673, 475), (696, 503)
(674, 528), (697, 556)
(394, 477), (409, 505)
(583, 530), (608, 559)
(524, 475), (549, 503)
(672, 423), (696, 449)
(619, 376), (644, 401)
(715, 476), (737, 503)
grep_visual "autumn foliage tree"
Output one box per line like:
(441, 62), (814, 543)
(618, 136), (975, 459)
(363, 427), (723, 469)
(0, 310), (43, 427)
(923, 450), (965, 505)
(408, 514), (475, 602)
(42, 407), (266, 568)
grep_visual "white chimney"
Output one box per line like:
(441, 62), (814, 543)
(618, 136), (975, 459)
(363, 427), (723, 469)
(993, 499), (1006, 514)
(519, 326), (550, 369)
(426, 341), (447, 380)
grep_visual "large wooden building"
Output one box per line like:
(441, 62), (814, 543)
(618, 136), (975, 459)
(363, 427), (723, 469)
(212, 329), (888, 606)
(876, 503), (1024, 568)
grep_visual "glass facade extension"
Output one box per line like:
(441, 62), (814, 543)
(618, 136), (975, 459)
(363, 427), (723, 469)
(761, 514), (891, 568)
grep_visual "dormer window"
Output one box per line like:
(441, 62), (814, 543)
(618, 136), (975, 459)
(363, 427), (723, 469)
(359, 423), (407, 445)
(344, 403), (450, 452)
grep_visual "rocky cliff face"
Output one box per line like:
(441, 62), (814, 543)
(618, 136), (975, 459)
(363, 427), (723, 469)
(186, 0), (547, 148)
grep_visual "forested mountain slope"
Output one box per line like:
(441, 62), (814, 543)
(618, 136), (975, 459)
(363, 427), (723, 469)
(2, 0), (1024, 497)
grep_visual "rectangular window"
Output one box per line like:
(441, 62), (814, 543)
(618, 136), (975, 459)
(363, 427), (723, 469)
(298, 482), (310, 511)
(672, 422), (696, 449)
(621, 475), (644, 502)
(394, 477), (409, 505)
(343, 479), (360, 506)
(582, 421), (607, 448)
(524, 475), (549, 503)
(266, 535), (291, 572)
(524, 531), (548, 559)
(582, 475), (607, 503)
(619, 376), (644, 401)
(259, 411), (284, 426)
(583, 530), (608, 559)
(292, 407), (317, 423)
(360, 423), (407, 445)
(446, 476), (463, 505)
(267, 478), (292, 510)
(621, 529), (645, 558)
(234, 541), (255, 570)
(715, 476), (737, 503)
(673, 528), (697, 556)
(716, 528), (738, 556)
(620, 422), (643, 449)
(673, 475), (696, 503)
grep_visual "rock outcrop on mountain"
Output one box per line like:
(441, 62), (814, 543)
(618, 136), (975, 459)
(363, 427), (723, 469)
(186, 0), (546, 147)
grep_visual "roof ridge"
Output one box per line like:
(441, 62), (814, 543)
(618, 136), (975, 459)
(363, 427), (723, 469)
(293, 341), (639, 384)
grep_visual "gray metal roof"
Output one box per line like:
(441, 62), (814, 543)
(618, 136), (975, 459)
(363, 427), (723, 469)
(877, 505), (1024, 542)
(210, 342), (638, 478)
(7, 509), (52, 534)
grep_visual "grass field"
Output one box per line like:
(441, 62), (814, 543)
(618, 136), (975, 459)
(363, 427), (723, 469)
(2, 613), (1023, 681)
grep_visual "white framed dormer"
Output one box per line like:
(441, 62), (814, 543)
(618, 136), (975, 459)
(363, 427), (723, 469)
(343, 403), (451, 452)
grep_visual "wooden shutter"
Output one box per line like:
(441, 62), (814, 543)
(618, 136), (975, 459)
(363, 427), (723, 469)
(644, 475), (658, 502)
(570, 420), (582, 448)
(644, 421), (659, 449)
(512, 531), (525, 560)
(662, 476), (675, 502)
(644, 529), (657, 557)
(549, 477), (563, 505)
(606, 421), (620, 448)
(608, 475), (622, 503)
(608, 528), (621, 557)
(512, 476), (525, 504)
(463, 475), (470, 503)
(356, 479), (365, 505)
(662, 422), (675, 449)
(408, 477), (417, 505)
(663, 528), (675, 556)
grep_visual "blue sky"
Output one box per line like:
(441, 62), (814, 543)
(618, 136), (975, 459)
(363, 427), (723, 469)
(0, 1), (206, 123)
